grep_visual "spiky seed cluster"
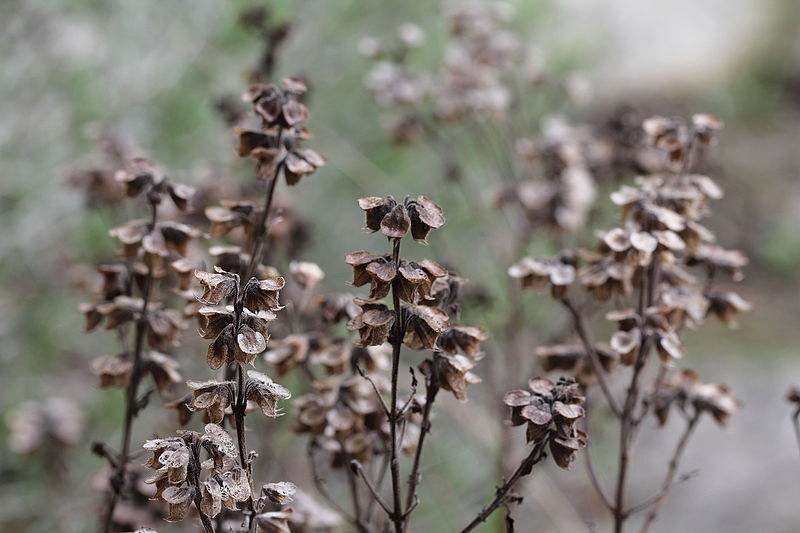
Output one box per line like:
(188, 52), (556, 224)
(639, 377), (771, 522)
(503, 377), (587, 469)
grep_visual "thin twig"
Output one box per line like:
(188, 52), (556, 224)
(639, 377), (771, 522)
(365, 444), (390, 524)
(403, 361), (440, 530)
(356, 364), (391, 419)
(308, 442), (354, 521)
(459, 438), (548, 533)
(582, 403), (614, 512)
(561, 297), (622, 417)
(351, 460), (393, 517)
(341, 445), (368, 533)
(612, 254), (661, 533)
(636, 413), (700, 533)
(245, 126), (284, 280)
(102, 201), (158, 533)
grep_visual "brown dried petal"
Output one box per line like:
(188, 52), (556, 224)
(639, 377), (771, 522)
(380, 204), (410, 239)
(195, 270), (237, 305)
(358, 196), (396, 233)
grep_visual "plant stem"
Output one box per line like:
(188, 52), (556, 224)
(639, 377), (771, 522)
(612, 256), (660, 533)
(459, 438), (548, 533)
(233, 362), (257, 530)
(561, 297), (621, 417)
(245, 129), (284, 281)
(636, 414), (700, 533)
(402, 358), (440, 530)
(341, 445), (368, 533)
(387, 237), (404, 533)
(102, 203), (157, 533)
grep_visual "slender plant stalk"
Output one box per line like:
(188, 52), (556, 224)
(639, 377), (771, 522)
(365, 443), (391, 524)
(637, 413), (700, 533)
(245, 128), (284, 280)
(612, 255), (660, 533)
(308, 442), (353, 521)
(387, 237), (405, 533)
(402, 360), (440, 531)
(341, 446), (368, 533)
(561, 297), (622, 417)
(231, 129), (286, 531)
(459, 438), (548, 533)
(101, 202), (158, 533)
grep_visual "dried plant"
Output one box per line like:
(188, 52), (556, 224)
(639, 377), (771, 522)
(79, 158), (201, 533)
(510, 113), (748, 532)
(59, 6), (762, 533)
(359, 2), (644, 482)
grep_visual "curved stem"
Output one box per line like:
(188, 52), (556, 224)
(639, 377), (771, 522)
(561, 298), (621, 417)
(459, 438), (548, 533)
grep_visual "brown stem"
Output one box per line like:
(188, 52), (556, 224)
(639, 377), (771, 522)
(636, 414), (700, 533)
(402, 359), (440, 530)
(387, 237), (405, 533)
(245, 127), (284, 281)
(308, 442), (353, 521)
(459, 438), (548, 533)
(582, 402), (614, 512)
(352, 459), (393, 518)
(233, 362), (257, 529)
(102, 202), (158, 533)
(612, 256), (661, 533)
(341, 444), (368, 533)
(561, 298), (622, 417)
(365, 442), (391, 524)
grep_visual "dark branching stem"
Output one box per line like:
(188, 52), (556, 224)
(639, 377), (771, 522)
(308, 442), (353, 521)
(583, 402), (614, 512)
(245, 128), (284, 281)
(403, 358), (440, 530)
(560, 297), (622, 417)
(613, 255), (661, 533)
(102, 201), (158, 533)
(341, 445), (369, 533)
(636, 413), (700, 533)
(365, 442), (391, 524)
(459, 437), (549, 533)
(387, 237), (405, 533)
(233, 362), (258, 532)
(352, 459), (393, 518)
